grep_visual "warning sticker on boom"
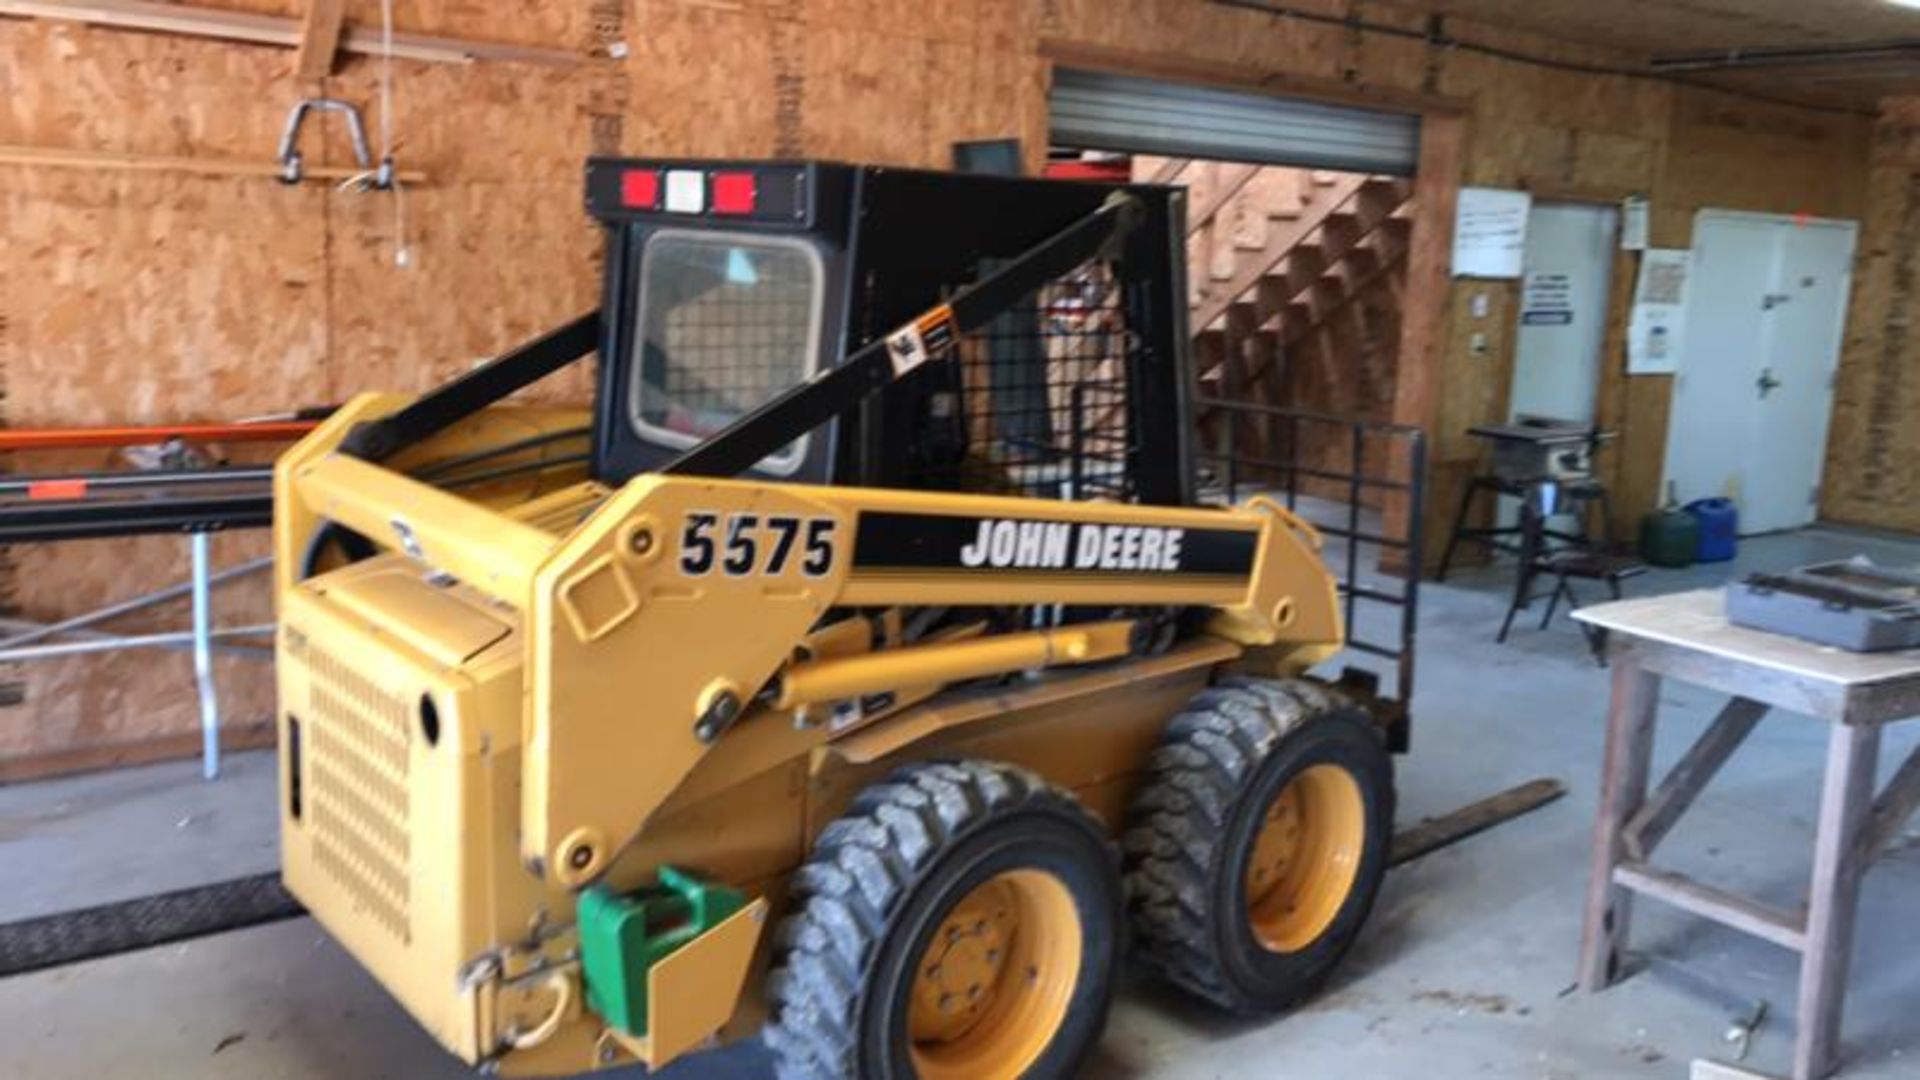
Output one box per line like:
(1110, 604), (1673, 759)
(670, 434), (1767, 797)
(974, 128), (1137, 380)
(885, 304), (958, 377)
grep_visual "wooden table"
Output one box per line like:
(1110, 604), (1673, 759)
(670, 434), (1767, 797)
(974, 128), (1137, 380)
(1573, 589), (1920, 1080)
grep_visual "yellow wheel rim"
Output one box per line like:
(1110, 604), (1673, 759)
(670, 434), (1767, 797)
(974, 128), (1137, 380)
(906, 869), (1082, 1080)
(1244, 764), (1367, 954)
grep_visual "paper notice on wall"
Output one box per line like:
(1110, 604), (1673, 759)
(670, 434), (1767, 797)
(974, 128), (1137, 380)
(1627, 248), (1690, 374)
(1452, 187), (1532, 279)
(1620, 195), (1650, 252)
(1521, 271), (1575, 326)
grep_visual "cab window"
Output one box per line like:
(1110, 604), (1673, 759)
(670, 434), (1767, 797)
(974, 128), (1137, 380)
(629, 231), (823, 474)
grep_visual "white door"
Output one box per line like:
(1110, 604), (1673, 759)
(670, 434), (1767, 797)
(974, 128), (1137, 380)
(1663, 211), (1857, 533)
(1663, 216), (1776, 511)
(1745, 223), (1854, 531)
(1509, 203), (1618, 424)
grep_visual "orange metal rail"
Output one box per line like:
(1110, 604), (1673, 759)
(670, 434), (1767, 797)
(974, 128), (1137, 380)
(0, 420), (319, 452)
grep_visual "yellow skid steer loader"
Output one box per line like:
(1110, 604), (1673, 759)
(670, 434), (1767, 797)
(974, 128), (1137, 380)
(272, 159), (1411, 1078)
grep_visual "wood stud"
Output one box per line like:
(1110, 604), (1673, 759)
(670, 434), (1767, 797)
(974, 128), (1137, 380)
(292, 0), (345, 81)
(0, 0), (582, 67)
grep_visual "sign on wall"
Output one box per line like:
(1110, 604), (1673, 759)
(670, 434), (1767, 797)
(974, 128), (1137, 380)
(1627, 248), (1691, 374)
(1520, 272), (1576, 326)
(1620, 195), (1650, 251)
(1451, 187), (1532, 279)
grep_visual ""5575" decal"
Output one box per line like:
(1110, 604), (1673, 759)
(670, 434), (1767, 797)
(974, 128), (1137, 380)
(680, 512), (837, 577)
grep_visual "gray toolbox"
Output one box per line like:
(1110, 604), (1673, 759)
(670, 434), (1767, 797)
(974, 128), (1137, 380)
(1727, 557), (1920, 652)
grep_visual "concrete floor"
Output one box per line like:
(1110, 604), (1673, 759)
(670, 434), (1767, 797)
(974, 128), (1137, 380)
(4, 526), (1919, 1080)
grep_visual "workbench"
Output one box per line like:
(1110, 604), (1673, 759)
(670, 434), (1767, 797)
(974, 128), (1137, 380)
(1573, 589), (1920, 1080)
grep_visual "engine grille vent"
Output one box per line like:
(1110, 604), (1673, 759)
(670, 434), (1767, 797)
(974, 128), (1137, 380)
(303, 644), (412, 943)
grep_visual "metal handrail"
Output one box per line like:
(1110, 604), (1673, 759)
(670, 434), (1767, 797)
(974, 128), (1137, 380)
(1193, 396), (1422, 437)
(1195, 399), (1426, 727)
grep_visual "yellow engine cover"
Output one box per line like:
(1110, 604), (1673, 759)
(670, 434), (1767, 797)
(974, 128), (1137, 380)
(278, 558), (552, 1063)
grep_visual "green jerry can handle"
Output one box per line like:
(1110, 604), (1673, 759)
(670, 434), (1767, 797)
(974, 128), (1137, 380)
(577, 866), (748, 1037)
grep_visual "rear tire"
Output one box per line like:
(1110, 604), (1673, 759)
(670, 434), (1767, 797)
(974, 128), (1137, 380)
(765, 760), (1122, 1080)
(1123, 677), (1394, 1014)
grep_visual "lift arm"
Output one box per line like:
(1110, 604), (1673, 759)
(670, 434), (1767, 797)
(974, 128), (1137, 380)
(338, 312), (600, 463)
(518, 471), (1338, 888)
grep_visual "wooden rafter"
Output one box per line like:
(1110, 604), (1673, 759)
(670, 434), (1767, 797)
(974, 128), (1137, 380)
(0, 0), (581, 67)
(0, 142), (429, 184)
(293, 0), (345, 80)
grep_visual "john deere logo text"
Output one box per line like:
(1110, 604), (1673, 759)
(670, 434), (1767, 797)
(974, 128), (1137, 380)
(957, 519), (1185, 572)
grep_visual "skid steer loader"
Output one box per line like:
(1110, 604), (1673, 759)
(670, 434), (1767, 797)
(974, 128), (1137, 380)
(272, 159), (1407, 1078)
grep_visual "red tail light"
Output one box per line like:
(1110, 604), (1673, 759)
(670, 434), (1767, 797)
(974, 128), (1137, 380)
(620, 169), (661, 210)
(711, 172), (757, 215)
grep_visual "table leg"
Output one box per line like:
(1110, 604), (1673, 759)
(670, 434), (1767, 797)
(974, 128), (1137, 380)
(1436, 476), (1481, 582)
(1793, 722), (1881, 1080)
(1498, 501), (1546, 643)
(1579, 657), (1660, 991)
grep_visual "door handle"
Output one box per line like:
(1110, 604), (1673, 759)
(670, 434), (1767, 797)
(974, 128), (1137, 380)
(1757, 367), (1782, 398)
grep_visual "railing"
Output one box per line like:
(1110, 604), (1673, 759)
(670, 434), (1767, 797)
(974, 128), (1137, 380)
(1194, 397), (1425, 745)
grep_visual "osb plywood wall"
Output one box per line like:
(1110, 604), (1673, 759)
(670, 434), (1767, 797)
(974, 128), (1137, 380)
(1040, 3), (1873, 557)
(0, 0), (1886, 776)
(0, 1), (606, 776)
(1497, 82), (1871, 547)
(1374, 24), (1871, 551)
(1824, 98), (1920, 533)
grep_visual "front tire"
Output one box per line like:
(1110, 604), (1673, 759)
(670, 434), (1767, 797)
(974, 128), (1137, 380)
(1123, 677), (1394, 1014)
(765, 760), (1122, 1080)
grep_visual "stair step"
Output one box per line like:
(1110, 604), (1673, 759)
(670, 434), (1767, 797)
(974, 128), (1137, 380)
(1186, 170), (1387, 337)
(1283, 244), (1326, 279)
(1344, 248), (1383, 277)
(1321, 218), (1364, 250)
(1249, 278), (1289, 324)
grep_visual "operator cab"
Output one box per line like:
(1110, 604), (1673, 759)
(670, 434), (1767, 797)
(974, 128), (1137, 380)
(583, 158), (1196, 507)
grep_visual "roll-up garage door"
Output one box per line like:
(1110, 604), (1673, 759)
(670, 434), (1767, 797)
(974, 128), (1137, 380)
(1049, 69), (1421, 176)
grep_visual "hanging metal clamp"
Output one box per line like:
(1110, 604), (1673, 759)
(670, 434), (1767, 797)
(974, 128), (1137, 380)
(276, 98), (391, 189)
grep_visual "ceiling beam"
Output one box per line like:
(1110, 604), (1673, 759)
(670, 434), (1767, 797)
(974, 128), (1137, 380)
(0, 0), (581, 67)
(293, 0), (345, 80)
(1651, 39), (1920, 74)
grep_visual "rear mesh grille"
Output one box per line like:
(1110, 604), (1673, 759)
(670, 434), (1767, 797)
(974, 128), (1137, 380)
(887, 256), (1138, 504)
(302, 644), (412, 943)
